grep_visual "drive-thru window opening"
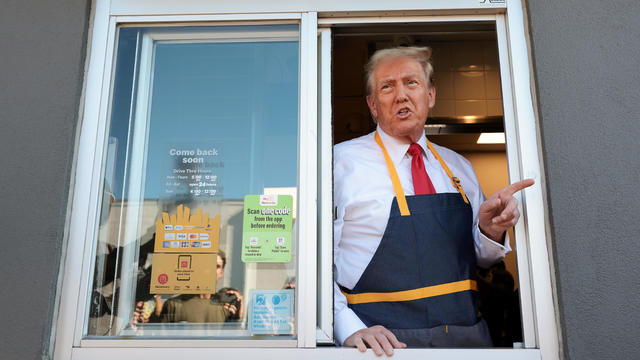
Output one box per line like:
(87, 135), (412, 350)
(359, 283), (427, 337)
(53, 4), (559, 359)
(331, 21), (522, 348)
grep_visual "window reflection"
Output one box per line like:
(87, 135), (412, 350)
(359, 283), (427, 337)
(87, 25), (299, 339)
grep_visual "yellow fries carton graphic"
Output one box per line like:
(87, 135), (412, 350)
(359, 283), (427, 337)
(154, 204), (220, 253)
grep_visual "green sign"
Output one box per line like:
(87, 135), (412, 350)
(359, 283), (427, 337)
(242, 194), (293, 263)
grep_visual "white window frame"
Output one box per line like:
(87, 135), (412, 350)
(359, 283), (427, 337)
(54, 1), (559, 359)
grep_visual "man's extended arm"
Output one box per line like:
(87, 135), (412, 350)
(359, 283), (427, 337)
(333, 209), (368, 344)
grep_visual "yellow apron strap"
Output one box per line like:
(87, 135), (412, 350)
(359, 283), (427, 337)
(374, 130), (470, 215)
(426, 140), (470, 204)
(342, 279), (477, 304)
(375, 131), (411, 216)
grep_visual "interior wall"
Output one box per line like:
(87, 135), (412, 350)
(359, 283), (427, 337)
(526, 0), (640, 359)
(430, 40), (503, 119)
(0, 0), (91, 359)
(332, 36), (372, 144)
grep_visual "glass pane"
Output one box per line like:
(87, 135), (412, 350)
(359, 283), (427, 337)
(87, 25), (299, 340)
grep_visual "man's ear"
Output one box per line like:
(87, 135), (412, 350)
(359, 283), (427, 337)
(427, 85), (436, 109)
(366, 95), (378, 120)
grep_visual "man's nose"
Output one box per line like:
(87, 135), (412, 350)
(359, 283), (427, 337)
(395, 85), (409, 102)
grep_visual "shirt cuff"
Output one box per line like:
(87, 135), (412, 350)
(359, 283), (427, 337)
(334, 306), (367, 345)
(476, 227), (512, 268)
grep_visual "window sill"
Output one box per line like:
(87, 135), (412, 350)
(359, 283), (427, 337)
(71, 346), (541, 360)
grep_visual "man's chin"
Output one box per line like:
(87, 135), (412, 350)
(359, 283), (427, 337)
(387, 124), (425, 142)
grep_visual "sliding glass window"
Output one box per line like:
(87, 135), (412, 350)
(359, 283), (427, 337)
(87, 24), (300, 340)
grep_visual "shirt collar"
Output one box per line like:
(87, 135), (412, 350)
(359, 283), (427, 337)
(376, 125), (430, 165)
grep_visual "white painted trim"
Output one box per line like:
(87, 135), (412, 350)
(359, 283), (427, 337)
(71, 347), (541, 360)
(143, 29), (298, 42)
(80, 339), (297, 348)
(317, 27), (334, 344)
(495, 15), (537, 348)
(115, 13), (302, 23)
(297, 11), (319, 348)
(54, 0), (113, 358)
(109, 0), (506, 16)
(504, 1), (560, 359)
(318, 14), (498, 25)
(58, 12), (311, 351)
(75, 16), (120, 341)
(313, 10), (558, 357)
(57, 1), (559, 358)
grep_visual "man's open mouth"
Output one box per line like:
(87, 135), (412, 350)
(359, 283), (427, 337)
(397, 108), (411, 116)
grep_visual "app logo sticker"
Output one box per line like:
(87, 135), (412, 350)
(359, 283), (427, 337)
(201, 241), (211, 248)
(189, 233), (198, 240)
(259, 194), (278, 206)
(164, 225), (173, 231)
(199, 233), (210, 240)
(163, 241), (170, 248)
(177, 233), (187, 240)
(158, 274), (168, 284)
(164, 233), (176, 240)
(171, 241), (179, 248)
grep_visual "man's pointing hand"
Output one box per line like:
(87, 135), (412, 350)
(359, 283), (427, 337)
(478, 179), (535, 243)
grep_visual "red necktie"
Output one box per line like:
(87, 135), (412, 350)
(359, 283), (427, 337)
(408, 143), (436, 195)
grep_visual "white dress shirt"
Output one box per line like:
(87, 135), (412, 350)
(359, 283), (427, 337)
(333, 126), (511, 345)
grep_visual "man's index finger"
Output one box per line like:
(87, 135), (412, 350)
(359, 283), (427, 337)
(504, 179), (535, 195)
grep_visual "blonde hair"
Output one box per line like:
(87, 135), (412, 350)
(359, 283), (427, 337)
(364, 46), (434, 95)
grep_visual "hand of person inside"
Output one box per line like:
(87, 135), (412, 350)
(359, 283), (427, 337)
(153, 295), (163, 318)
(478, 179), (535, 243)
(223, 289), (244, 319)
(131, 301), (148, 329)
(343, 325), (407, 356)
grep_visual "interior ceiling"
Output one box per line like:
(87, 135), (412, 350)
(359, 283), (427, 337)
(332, 22), (505, 152)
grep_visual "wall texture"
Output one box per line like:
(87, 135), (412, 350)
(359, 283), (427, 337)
(0, 0), (90, 359)
(526, 0), (640, 359)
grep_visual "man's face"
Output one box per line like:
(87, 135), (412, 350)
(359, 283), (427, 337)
(216, 255), (224, 281)
(366, 56), (436, 143)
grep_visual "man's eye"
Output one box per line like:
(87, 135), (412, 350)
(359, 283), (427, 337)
(408, 80), (418, 85)
(381, 84), (391, 90)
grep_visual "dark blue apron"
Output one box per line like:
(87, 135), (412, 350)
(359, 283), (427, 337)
(342, 131), (492, 347)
